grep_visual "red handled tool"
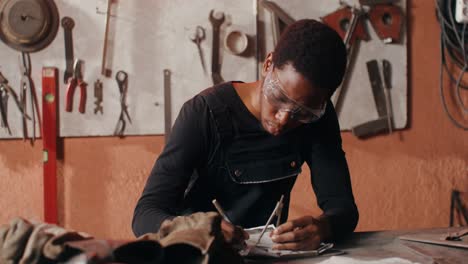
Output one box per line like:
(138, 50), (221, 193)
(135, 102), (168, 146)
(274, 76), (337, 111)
(42, 67), (59, 224)
(66, 59), (87, 113)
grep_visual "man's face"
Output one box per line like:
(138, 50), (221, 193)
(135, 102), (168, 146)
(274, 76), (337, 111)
(260, 63), (328, 136)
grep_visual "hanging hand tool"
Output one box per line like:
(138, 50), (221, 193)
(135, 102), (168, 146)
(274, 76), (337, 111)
(366, 3), (404, 44)
(114, 70), (131, 136)
(351, 59), (391, 138)
(323, 6), (369, 116)
(66, 59), (87, 113)
(382, 60), (393, 133)
(0, 71), (31, 133)
(260, 0), (294, 46)
(164, 69), (171, 138)
(94, 79), (104, 114)
(190, 26), (207, 74)
(61, 17), (75, 84)
(209, 10), (225, 85)
(19, 52), (41, 143)
(0, 85), (10, 134)
(42, 67), (59, 224)
(101, 0), (118, 77)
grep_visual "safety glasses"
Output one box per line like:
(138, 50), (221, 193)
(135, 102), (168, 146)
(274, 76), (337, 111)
(263, 67), (327, 123)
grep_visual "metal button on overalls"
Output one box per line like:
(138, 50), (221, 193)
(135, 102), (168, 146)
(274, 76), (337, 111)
(290, 161), (296, 168)
(234, 169), (242, 177)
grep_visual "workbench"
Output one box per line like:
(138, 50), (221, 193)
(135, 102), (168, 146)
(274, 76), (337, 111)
(246, 227), (468, 263)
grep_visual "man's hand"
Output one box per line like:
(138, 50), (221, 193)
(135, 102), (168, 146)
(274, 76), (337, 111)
(270, 215), (331, 251)
(220, 220), (249, 247)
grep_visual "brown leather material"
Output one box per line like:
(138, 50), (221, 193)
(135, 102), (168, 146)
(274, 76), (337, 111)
(64, 239), (129, 262)
(158, 212), (221, 252)
(42, 227), (92, 261)
(112, 240), (163, 263)
(154, 212), (243, 264)
(0, 218), (34, 263)
(0, 213), (243, 264)
(18, 223), (53, 264)
(0, 218), (92, 263)
(63, 239), (163, 264)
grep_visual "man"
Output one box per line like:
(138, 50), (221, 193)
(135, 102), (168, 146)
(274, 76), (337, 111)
(133, 19), (358, 251)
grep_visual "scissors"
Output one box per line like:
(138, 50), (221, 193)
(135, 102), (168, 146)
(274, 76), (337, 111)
(19, 52), (41, 143)
(114, 70), (132, 136)
(190, 25), (207, 74)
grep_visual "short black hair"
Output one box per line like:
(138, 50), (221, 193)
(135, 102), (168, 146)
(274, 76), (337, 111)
(272, 19), (347, 95)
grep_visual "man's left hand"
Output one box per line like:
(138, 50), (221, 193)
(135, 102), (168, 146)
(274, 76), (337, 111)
(270, 215), (331, 251)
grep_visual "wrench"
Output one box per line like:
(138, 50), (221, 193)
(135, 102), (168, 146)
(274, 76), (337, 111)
(209, 10), (225, 85)
(191, 26), (207, 74)
(61, 17), (75, 84)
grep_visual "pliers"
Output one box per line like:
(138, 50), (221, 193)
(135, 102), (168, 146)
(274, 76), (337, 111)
(66, 59), (87, 113)
(19, 52), (41, 143)
(0, 71), (31, 135)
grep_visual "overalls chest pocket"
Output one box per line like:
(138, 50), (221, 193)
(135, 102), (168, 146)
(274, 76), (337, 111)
(214, 133), (302, 226)
(224, 133), (303, 184)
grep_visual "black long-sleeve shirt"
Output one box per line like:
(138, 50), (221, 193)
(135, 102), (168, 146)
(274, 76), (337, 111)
(132, 82), (358, 240)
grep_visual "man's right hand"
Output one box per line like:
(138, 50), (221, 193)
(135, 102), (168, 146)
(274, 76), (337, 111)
(220, 220), (249, 247)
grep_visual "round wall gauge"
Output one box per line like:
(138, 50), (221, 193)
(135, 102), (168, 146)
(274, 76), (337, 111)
(0, 0), (59, 52)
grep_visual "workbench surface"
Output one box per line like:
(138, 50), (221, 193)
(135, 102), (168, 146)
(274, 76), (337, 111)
(246, 227), (468, 264)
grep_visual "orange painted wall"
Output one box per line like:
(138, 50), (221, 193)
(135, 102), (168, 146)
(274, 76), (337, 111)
(0, 0), (466, 239)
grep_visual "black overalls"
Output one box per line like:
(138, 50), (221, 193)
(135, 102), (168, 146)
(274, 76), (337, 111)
(183, 82), (306, 228)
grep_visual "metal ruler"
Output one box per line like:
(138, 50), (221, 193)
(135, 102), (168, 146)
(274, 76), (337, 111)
(42, 67), (58, 224)
(164, 69), (171, 139)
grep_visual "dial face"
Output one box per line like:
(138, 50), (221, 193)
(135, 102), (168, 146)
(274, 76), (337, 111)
(6, 0), (47, 42)
(0, 0), (59, 52)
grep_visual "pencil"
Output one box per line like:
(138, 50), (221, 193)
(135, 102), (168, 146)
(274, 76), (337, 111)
(212, 199), (232, 224)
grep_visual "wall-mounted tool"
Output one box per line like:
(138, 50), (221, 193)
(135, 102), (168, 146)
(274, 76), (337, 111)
(94, 79), (103, 114)
(0, 82), (11, 135)
(366, 3), (404, 44)
(260, 0), (294, 46)
(382, 59), (393, 133)
(0, 0), (59, 52)
(209, 10), (225, 85)
(351, 59), (393, 138)
(114, 70), (131, 137)
(190, 26), (207, 74)
(164, 69), (171, 139)
(323, 5), (369, 115)
(101, 0), (118, 77)
(224, 30), (249, 56)
(20, 52), (41, 144)
(61, 17), (75, 84)
(65, 59), (87, 114)
(42, 67), (59, 224)
(322, 5), (369, 49)
(0, 71), (30, 135)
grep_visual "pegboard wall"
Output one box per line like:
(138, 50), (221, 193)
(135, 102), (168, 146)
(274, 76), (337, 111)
(0, 0), (406, 139)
